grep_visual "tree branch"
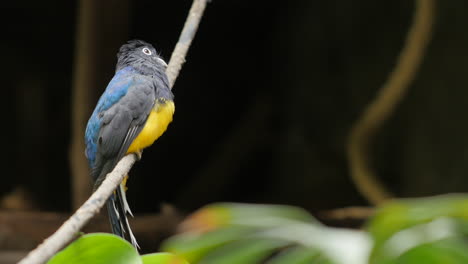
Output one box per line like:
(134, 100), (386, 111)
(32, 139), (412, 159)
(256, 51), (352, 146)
(166, 0), (208, 88)
(19, 155), (136, 264)
(347, 0), (434, 205)
(18, 0), (208, 263)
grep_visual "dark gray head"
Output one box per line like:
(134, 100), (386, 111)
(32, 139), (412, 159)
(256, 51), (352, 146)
(116, 39), (167, 76)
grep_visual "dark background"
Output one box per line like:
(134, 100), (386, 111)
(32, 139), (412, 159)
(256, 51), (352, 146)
(2, 0), (468, 217)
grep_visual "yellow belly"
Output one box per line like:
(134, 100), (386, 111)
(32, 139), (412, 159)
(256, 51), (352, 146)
(126, 100), (175, 154)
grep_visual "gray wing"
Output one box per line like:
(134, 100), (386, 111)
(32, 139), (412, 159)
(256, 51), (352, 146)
(93, 80), (155, 184)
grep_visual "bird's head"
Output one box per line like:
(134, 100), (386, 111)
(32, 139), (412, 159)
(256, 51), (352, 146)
(116, 39), (168, 75)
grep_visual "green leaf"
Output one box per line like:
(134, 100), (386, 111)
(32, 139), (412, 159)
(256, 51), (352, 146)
(141, 253), (189, 264)
(395, 237), (468, 264)
(267, 247), (333, 264)
(165, 203), (369, 264)
(179, 203), (318, 235)
(256, 221), (368, 264)
(162, 227), (251, 263)
(368, 194), (468, 248)
(213, 203), (319, 228)
(367, 194), (468, 263)
(198, 238), (289, 264)
(47, 233), (141, 264)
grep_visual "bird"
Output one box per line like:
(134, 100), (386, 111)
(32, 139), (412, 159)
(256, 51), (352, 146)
(84, 39), (174, 248)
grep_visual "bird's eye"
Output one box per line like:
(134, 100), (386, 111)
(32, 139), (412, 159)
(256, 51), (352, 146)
(142, 47), (152, 55)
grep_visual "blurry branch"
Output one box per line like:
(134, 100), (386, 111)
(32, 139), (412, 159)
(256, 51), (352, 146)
(69, 0), (131, 210)
(347, 0), (434, 205)
(319, 206), (375, 220)
(69, 0), (96, 210)
(18, 1), (208, 263)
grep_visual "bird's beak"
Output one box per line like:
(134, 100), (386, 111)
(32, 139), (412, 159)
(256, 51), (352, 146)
(156, 57), (168, 68)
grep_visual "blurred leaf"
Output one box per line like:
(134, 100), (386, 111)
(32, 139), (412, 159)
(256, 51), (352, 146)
(257, 221), (368, 264)
(162, 198), (468, 264)
(368, 194), (468, 263)
(165, 203), (318, 263)
(47, 233), (141, 264)
(369, 194), (468, 246)
(163, 227), (251, 263)
(395, 237), (468, 264)
(164, 203), (368, 264)
(221, 203), (318, 224)
(141, 253), (189, 264)
(179, 203), (318, 234)
(267, 247), (332, 264)
(198, 238), (289, 264)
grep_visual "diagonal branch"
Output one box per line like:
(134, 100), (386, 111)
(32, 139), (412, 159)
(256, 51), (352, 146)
(18, 1), (208, 263)
(347, 0), (434, 205)
(166, 0), (208, 88)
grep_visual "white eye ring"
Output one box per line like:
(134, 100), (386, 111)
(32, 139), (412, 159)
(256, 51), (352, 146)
(142, 47), (152, 55)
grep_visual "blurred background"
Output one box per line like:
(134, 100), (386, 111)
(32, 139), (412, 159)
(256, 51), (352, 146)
(2, 0), (468, 258)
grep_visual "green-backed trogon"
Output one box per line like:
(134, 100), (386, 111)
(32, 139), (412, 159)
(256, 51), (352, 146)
(85, 40), (175, 248)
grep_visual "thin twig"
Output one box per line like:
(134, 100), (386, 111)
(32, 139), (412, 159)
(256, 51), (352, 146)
(18, 1), (208, 263)
(319, 206), (375, 220)
(347, 0), (434, 205)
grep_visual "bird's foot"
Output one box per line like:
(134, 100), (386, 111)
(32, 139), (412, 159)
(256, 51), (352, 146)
(122, 175), (129, 191)
(134, 150), (143, 160)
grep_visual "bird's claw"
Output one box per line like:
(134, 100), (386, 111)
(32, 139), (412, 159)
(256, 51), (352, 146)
(134, 150), (143, 160)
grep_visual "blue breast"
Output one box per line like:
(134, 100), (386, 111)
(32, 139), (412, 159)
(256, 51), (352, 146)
(85, 67), (137, 167)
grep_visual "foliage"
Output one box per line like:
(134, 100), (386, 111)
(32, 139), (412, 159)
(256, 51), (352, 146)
(47, 194), (468, 263)
(368, 194), (468, 264)
(162, 203), (367, 264)
(161, 195), (468, 264)
(47, 233), (187, 264)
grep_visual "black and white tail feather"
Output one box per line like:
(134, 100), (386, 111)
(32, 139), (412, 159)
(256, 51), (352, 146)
(92, 158), (139, 249)
(107, 181), (139, 248)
